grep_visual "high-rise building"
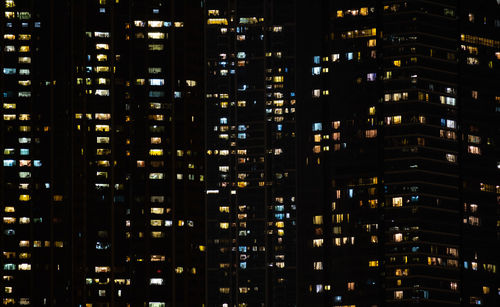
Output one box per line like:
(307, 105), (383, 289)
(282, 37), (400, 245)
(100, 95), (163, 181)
(204, 0), (298, 306)
(1, 0), (204, 306)
(297, 0), (499, 306)
(0, 0), (498, 306)
(0, 0), (73, 305)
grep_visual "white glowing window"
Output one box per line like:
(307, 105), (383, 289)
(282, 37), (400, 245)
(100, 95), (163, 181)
(94, 31), (110, 38)
(149, 79), (164, 86)
(150, 278), (164, 285)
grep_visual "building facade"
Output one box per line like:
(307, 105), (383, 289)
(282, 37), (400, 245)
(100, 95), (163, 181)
(204, 0), (298, 306)
(0, 0), (498, 306)
(298, 0), (499, 306)
(1, 0), (204, 306)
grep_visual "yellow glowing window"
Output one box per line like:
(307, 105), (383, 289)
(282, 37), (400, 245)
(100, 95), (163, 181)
(3, 103), (16, 109)
(336, 10), (343, 18)
(19, 45), (30, 52)
(95, 125), (110, 132)
(148, 32), (165, 39)
(208, 10), (219, 16)
(148, 21), (163, 28)
(312, 215), (323, 225)
(207, 18), (228, 25)
(150, 220), (162, 226)
(19, 34), (31, 40)
(360, 7), (368, 16)
(237, 181), (248, 188)
(96, 44), (109, 50)
(18, 57), (31, 63)
(151, 137), (161, 144)
(18, 114), (30, 120)
(4, 34), (15, 40)
(97, 160), (110, 167)
(95, 66), (109, 73)
(369, 260), (379, 267)
(150, 208), (164, 214)
(149, 114), (164, 121)
(95, 113), (111, 120)
(392, 197), (403, 207)
(96, 54), (107, 61)
(219, 206), (230, 213)
(219, 222), (229, 229)
(276, 221), (285, 228)
(19, 195), (31, 201)
(393, 60), (401, 67)
(149, 149), (163, 156)
(3, 217), (16, 224)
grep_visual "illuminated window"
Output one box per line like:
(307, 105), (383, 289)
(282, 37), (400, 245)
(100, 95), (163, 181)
(393, 233), (403, 242)
(148, 32), (165, 39)
(392, 197), (403, 207)
(313, 262), (323, 270)
(149, 149), (163, 156)
(468, 146), (481, 155)
(446, 153), (457, 162)
(365, 129), (377, 138)
(312, 215), (323, 225)
(312, 239), (323, 247)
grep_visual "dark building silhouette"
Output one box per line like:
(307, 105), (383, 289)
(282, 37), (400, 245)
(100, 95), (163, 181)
(204, 0), (298, 306)
(0, 0), (498, 306)
(297, 0), (499, 306)
(1, 0), (204, 306)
